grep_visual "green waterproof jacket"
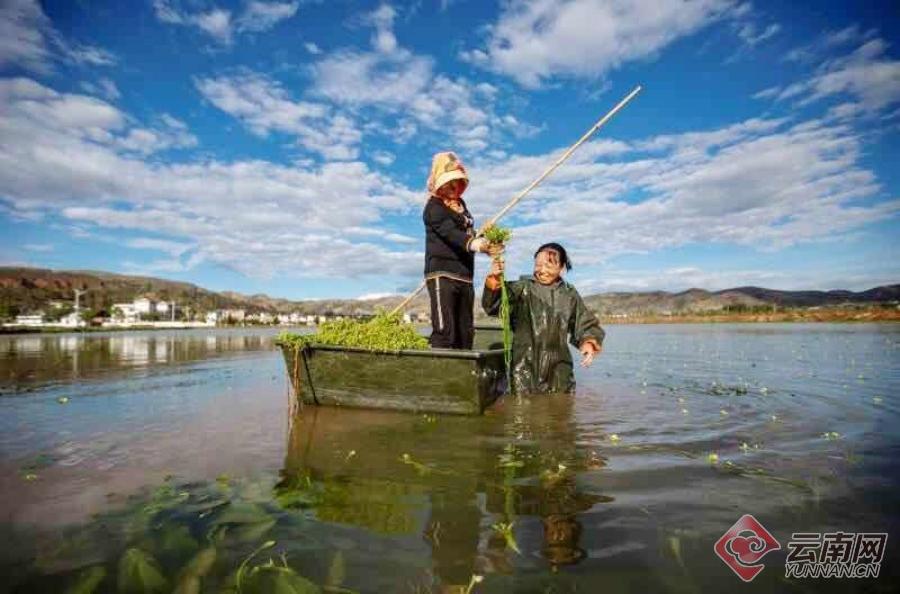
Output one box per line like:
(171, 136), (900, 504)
(482, 276), (606, 395)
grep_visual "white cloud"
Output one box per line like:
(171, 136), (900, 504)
(0, 77), (423, 280)
(462, 115), (898, 284)
(736, 22), (780, 47)
(365, 4), (398, 54)
(357, 291), (397, 300)
(194, 8), (233, 44)
(237, 1), (299, 33)
(23, 243), (54, 252)
(126, 237), (194, 257)
(153, 0), (299, 44)
(0, 0), (51, 72)
(304, 42), (322, 55)
(80, 77), (121, 101)
(195, 72), (360, 159)
(371, 150), (395, 166)
(460, 0), (737, 87)
(61, 41), (117, 66)
(784, 24), (877, 63)
(759, 37), (900, 114)
(310, 4), (530, 154)
(0, 0), (115, 72)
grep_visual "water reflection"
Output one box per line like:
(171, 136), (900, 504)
(0, 329), (285, 391)
(277, 395), (613, 588)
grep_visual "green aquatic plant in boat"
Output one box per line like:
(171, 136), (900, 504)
(276, 312), (428, 352)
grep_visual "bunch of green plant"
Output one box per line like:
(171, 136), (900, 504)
(483, 225), (512, 244)
(276, 312), (428, 352)
(483, 226), (514, 387)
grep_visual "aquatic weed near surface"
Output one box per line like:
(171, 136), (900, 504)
(276, 312), (428, 352)
(483, 225), (514, 388)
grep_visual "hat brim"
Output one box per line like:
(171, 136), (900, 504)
(432, 170), (468, 194)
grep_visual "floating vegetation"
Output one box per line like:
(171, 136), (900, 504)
(822, 431), (842, 440)
(491, 521), (521, 554)
(276, 312), (428, 352)
(57, 396), (69, 404)
(608, 434), (620, 443)
(714, 460), (814, 493)
(873, 396), (883, 404)
(707, 381), (749, 396)
(464, 574), (484, 594)
(541, 463), (568, 484)
(707, 453), (720, 465)
(586, 451), (605, 470)
(400, 453), (432, 476)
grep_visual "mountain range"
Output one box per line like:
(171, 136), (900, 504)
(0, 267), (897, 318)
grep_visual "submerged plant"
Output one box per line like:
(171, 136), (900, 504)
(117, 548), (168, 594)
(276, 312), (428, 352)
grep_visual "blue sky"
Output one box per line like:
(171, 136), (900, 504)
(1, 0), (898, 299)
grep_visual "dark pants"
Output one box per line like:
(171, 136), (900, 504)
(427, 276), (474, 349)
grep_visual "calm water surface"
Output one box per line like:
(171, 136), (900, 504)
(0, 324), (898, 593)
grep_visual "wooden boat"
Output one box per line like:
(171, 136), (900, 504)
(279, 325), (506, 416)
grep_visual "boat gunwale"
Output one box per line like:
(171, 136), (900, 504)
(278, 343), (506, 361)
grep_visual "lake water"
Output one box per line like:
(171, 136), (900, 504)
(0, 324), (898, 593)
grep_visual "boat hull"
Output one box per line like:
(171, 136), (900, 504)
(280, 326), (507, 415)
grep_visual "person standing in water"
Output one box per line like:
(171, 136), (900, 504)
(483, 242), (605, 393)
(423, 151), (493, 349)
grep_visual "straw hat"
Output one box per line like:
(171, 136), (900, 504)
(427, 151), (469, 196)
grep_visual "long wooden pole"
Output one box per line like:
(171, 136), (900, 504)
(478, 84), (641, 234)
(390, 85), (642, 316)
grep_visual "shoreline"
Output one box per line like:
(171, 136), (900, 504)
(3, 309), (898, 335)
(597, 308), (900, 324)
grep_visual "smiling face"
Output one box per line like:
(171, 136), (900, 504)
(534, 248), (564, 285)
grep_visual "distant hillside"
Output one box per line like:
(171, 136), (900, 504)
(0, 267), (896, 320)
(584, 285), (900, 316)
(0, 267), (431, 318)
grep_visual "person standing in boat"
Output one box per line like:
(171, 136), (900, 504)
(423, 151), (493, 349)
(482, 242), (605, 394)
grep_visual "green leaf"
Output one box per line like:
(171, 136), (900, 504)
(178, 545), (217, 580)
(117, 548), (168, 594)
(173, 546), (217, 594)
(242, 564), (321, 594)
(64, 566), (106, 594)
(214, 503), (272, 526)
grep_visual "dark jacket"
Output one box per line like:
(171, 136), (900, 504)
(483, 276), (605, 394)
(423, 196), (475, 280)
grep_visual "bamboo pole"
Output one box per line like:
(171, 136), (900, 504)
(390, 279), (427, 316)
(478, 84), (641, 234)
(390, 85), (642, 316)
